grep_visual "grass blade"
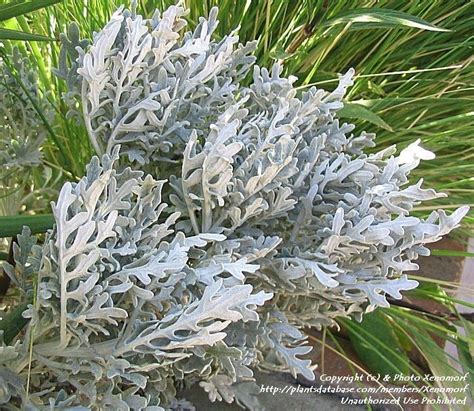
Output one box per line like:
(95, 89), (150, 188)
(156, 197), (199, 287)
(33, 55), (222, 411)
(0, 27), (54, 41)
(0, 0), (62, 22)
(339, 102), (393, 131)
(323, 8), (449, 32)
(344, 311), (411, 377)
(431, 249), (474, 258)
(0, 214), (54, 237)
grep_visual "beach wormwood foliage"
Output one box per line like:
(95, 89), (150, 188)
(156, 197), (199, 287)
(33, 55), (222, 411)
(0, 4), (468, 410)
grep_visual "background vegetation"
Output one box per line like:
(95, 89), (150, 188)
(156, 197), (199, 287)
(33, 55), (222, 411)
(1, 0), (473, 405)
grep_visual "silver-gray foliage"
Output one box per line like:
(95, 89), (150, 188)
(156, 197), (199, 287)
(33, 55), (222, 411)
(1, 4), (469, 410)
(0, 48), (54, 215)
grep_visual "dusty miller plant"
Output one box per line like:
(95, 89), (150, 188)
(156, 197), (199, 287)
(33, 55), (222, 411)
(0, 48), (55, 216)
(1, 4), (469, 410)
